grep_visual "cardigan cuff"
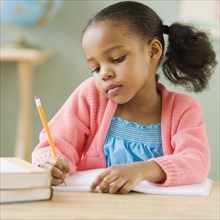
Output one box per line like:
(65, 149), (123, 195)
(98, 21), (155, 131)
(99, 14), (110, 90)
(31, 147), (76, 174)
(149, 157), (182, 186)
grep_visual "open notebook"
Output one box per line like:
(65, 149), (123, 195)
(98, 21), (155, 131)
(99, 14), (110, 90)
(53, 168), (213, 196)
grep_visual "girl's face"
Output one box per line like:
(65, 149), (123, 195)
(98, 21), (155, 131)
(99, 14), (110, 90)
(82, 21), (157, 104)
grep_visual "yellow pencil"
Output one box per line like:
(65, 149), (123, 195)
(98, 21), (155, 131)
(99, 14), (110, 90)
(34, 96), (67, 186)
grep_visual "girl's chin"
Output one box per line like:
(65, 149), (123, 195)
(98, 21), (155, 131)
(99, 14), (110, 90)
(108, 96), (129, 105)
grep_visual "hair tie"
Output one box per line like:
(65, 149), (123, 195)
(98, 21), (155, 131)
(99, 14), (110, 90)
(162, 25), (170, 35)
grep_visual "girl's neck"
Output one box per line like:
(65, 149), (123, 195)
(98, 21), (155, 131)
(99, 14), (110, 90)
(114, 84), (162, 125)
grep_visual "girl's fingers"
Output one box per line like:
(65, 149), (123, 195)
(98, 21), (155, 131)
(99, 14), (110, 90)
(98, 176), (119, 193)
(41, 162), (64, 179)
(90, 164), (141, 194)
(51, 176), (64, 186)
(90, 169), (126, 193)
(44, 157), (70, 174)
(41, 156), (70, 186)
(119, 181), (135, 194)
(90, 169), (113, 192)
(51, 165), (64, 179)
(60, 158), (70, 174)
(50, 157), (64, 171)
(107, 178), (127, 194)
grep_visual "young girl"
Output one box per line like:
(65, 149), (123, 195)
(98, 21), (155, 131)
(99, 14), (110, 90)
(32, 1), (217, 194)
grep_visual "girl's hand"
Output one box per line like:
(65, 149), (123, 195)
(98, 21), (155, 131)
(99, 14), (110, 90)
(40, 156), (70, 185)
(90, 163), (145, 194)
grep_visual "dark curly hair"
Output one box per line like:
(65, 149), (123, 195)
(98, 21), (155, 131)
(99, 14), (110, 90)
(82, 1), (217, 93)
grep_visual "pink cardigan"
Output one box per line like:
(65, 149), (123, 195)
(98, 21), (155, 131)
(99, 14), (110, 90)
(32, 77), (210, 186)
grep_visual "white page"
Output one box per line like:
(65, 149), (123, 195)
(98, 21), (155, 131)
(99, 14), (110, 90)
(0, 157), (46, 173)
(54, 169), (105, 192)
(133, 178), (213, 196)
(53, 168), (213, 196)
(0, 159), (28, 173)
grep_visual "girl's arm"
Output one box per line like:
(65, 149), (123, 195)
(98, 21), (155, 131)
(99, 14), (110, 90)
(32, 80), (92, 173)
(150, 94), (211, 187)
(90, 160), (166, 194)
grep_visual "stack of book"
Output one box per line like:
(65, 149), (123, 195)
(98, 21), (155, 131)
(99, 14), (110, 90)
(0, 157), (52, 204)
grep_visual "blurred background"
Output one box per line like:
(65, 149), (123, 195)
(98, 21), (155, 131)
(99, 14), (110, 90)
(0, 0), (219, 180)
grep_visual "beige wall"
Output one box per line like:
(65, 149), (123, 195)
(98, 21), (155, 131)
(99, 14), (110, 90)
(1, 1), (219, 180)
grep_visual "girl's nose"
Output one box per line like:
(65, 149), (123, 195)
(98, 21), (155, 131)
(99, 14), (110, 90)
(101, 69), (115, 81)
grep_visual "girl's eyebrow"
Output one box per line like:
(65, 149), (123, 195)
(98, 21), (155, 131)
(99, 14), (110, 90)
(104, 45), (125, 53)
(86, 45), (125, 62)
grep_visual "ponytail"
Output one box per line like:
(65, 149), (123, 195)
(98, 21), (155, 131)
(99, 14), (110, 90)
(162, 23), (217, 92)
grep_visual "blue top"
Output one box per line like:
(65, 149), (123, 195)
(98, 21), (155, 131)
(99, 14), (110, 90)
(104, 116), (163, 167)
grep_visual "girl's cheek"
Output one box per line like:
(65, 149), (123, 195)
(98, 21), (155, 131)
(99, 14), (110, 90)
(95, 80), (104, 94)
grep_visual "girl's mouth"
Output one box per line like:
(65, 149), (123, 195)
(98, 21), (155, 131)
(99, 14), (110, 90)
(106, 84), (122, 97)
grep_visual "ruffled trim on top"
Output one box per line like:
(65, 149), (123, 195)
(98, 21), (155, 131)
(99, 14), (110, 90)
(107, 116), (162, 143)
(112, 116), (161, 129)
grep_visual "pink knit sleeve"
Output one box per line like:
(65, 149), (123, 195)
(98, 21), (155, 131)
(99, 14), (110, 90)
(150, 95), (210, 186)
(32, 79), (94, 174)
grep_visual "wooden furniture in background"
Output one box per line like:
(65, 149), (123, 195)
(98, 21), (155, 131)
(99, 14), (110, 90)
(0, 48), (54, 161)
(1, 182), (219, 219)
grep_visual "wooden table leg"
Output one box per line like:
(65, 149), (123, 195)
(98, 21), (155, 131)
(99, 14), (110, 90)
(14, 61), (33, 161)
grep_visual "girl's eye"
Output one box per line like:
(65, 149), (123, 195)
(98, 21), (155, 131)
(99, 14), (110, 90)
(111, 55), (126, 63)
(91, 67), (100, 74)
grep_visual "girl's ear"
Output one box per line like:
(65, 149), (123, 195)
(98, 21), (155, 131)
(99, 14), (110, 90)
(148, 39), (163, 62)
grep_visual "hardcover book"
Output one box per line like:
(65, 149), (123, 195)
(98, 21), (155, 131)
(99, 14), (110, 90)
(0, 157), (52, 204)
(0, 157), (50, 189)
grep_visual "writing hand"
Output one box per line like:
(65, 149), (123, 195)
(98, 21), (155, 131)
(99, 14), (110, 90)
(40, 156), (70, 185)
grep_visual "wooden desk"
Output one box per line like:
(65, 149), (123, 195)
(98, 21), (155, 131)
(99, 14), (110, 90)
(1, 182), (219, 220)
(0, 48), (53, 161)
